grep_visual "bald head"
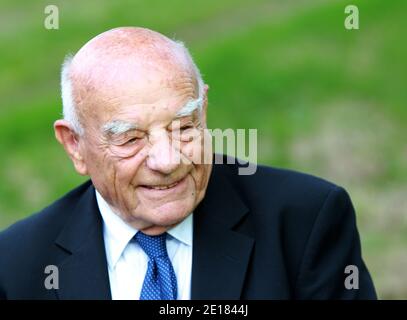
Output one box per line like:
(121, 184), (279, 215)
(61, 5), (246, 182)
(61, 27), (204, 135)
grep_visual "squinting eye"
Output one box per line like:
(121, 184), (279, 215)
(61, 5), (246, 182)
(124, 137), (139, 145)
(180, 125), (193, 131)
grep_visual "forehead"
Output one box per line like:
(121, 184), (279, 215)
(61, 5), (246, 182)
(83, 68), (200, 130)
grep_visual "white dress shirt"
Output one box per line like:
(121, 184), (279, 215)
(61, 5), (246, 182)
(95, 190), (193, 300)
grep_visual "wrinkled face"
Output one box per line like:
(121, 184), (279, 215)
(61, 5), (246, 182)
(77, 68), (212, 235)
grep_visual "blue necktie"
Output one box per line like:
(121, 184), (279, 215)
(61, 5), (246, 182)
(135, 231), (178, 300)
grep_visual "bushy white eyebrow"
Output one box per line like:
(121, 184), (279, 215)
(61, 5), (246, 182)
(102, 120), (138, 136)
(102, 96), (203, 136)
(175, 96), (203, 118)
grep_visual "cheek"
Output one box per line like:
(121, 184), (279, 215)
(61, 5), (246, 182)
(181, 132), (210, 164)
(83, 149), (118, 201)
(113, 148), (149, 183)
(85, 144), (148, 188)
(190, 164), (207, 192)
(84, 147), (113, 179)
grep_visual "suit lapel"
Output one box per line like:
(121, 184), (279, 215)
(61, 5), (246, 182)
(54, 183), (111, 300)
(191, 163), (255, 299)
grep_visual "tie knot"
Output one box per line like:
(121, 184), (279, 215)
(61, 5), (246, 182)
(134, 231), (168, 259)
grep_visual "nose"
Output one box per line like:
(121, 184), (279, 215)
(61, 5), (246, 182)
(146, 131), (181, 175)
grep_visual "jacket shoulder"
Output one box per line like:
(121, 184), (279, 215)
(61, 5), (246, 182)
(224, 161), (340, 209)
(219, 160), (349, 243)
(0, 180), (92, 255)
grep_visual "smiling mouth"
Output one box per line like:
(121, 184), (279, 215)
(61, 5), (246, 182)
(141, 177), (185, 190)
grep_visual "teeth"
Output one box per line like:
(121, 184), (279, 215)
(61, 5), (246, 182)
(150, 181), (178, 190)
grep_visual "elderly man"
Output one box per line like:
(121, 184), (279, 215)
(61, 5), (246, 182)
(0, 27), (376, 300)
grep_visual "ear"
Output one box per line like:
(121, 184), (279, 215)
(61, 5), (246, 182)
(54, 119), (88, 176)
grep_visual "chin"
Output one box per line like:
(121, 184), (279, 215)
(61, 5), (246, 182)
(145, 199), (194, 227)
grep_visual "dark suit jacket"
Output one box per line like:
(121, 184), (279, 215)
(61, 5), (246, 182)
(0, 158), (376, 299)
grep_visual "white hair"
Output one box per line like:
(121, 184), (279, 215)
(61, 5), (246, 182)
(103, 95), (203, 137)
(61, 54), (85, 136)
(102, 120), (138, 136)
(174, 40), (205, 106)
(60, 40), (205, 136)
(175, 95), (203, 118)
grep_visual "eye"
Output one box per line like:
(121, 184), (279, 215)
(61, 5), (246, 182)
(180, 124), (193, 131)
(124, 137), (139, 145)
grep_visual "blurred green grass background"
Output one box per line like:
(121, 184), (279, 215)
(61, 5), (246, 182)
(0, 0), (406, 299)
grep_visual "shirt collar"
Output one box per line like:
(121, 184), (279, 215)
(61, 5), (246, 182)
(167, 213), (193, 247)
(95, 189), (193, 270)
